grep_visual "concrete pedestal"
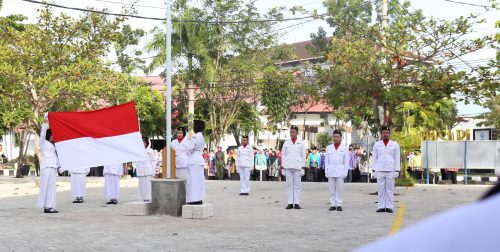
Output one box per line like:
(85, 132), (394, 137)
(182, 204), (214, 219)
(146, 178), (186, 217)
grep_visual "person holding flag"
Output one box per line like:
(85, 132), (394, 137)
(37, 114), (60, 213)
(186, 120), (206, 205)
(171, 126), (190, 199)
(103, 163), (123, 204)
(136, 137), (156, 202)
(70, 167), (90, 203)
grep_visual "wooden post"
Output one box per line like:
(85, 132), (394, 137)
(162, 147), (176, 178)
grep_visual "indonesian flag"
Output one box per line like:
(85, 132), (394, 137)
(48, 102), (147, 171)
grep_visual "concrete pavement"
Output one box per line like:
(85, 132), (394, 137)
(0, 177), (491, 252)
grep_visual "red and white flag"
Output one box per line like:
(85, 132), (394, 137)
(48, 102), (147, 171)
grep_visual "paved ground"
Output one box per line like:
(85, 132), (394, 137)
(0, 176), (492, 252)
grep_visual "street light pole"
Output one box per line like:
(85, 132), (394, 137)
(165, 0), (172, 178)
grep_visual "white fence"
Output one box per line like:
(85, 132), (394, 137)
(421, 141), (500, 184)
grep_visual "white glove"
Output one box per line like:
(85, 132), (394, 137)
(394, 171), (400, 178)
(300, 168), (305, 176)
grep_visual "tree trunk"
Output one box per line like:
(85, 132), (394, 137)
(371, 97), (382, 129)
(233, 131), (240, 146)
(15, 131), (29, 178)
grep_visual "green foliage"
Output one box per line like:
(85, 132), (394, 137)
(146, 0), (291, 145)
(0, 6), (140, 174)
(260, 66), (297, 132)
(114, 25), (145, 74)
(316, 132), (331, 148)
(393, 98), (458, 131)
(395, 176), (415, 187)
(477, 96), (500, 129)
(313, 0), (495, 131)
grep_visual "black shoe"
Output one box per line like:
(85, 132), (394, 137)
(44, 208), (59, 213)
(79, 199), (84, 203)
(329, 206), (336, 211)
(106, 199), (117, 205)
(244, 193), (249, 196)
(72, 199), (80, 203)
(285, 204), (293, 209)
(336, 206), (343, 211)
(376, 208), (386, 213)
(386, 208), (394, 213)
(188, 200), (203, 205)
(239, 193), (245, 196)
(294, 204), (301, 209)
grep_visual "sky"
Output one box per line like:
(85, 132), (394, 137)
(1, 0), (498, 115)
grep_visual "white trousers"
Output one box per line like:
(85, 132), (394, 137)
(187, 164), (205, 202)
(328, 177), (344, 207)
(37, 167), (57, 209)
(70, 173), (87, 198)
(176, 168), (190, 201)
(377, 171), (395, 209)
(138, 176), (152, 201)
(104, 174), (120, 200)
(239, 167), (251, 193)
(285, 169), (301, 204)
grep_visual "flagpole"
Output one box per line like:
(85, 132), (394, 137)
(165, 0), (172, 179)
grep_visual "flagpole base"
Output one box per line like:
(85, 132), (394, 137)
(147, 178), (186, 217)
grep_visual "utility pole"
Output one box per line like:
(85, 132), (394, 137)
(165, 0), (172, 178)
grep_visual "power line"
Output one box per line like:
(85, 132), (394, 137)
(94, 0), (163, 10)
(21, 0), (326, 24)
(442, 0), (494, 9)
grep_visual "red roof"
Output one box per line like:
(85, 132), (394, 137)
(292, 100), (334, 113)
(289, 37), (333, 60)
(140, 76), (165, 91)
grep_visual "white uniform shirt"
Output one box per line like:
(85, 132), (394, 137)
(324, 144), (350, 178)
(171, 138), (189, 168)
(371, 140), (401, 172)
(104, 164), (124, 176)
(187, 132), (205, 166)
(281, 138), (307, 170)
(40, 123), (60, 169)
(135, 147), (155, 176)
(236, 145), (254, 169)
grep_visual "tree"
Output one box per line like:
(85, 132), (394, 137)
(145, 0), (290, 146)
(316, 132), (331, 148)
(313, 0), (495, 132)
(114, 24), (145, 74)
(0, 7), (135, 177)
(260, 66), (298, 133)
(477, 96), (500, 129)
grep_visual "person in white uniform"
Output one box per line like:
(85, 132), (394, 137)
(282, 125), (307, 210)
(136, 137), (156, 202)
(104, 163), (123, 204)
(356, 184), (500, 252)
(70, 167), (90, 203)
(171, 126), (190, 200)
(236, 136), (254, 196)
(186, 120), (206, 205)
(372, 125), (400, 213)
(324, 130), (349, 211)
(37, 118), (60, 213)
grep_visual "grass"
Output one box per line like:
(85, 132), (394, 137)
(395, 176), (416, 187)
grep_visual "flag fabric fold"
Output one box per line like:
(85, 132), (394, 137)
(48, 102), (147, 171)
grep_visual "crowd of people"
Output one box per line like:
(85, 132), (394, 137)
(199, 141), (371, 183)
